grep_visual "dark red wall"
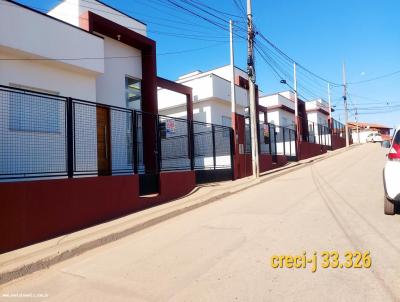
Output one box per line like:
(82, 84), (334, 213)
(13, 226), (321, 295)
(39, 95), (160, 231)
(276, 155), (288, 167)
(259, 154), (273, 172)
(331, 135), (346, 150)
(232, 113), (252, 179)
(0, 171), (196, 253)
(298, 141), (328, 160)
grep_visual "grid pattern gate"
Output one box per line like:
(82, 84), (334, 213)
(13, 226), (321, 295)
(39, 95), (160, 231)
(0, 87), (67, 179)
(193, 121), (232, 170)
(306, 121), (331, 146)
(259, 122), (296, 158)
(0, 86), (235, 181)
(159, 115), (190, 171)
(73, 101), (97, 175)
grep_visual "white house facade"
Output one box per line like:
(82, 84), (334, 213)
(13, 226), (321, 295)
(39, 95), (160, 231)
(0, 0), (158, 179)
(258, 91), (296, 129)
(305, 99), (330, 127)
(0, 0), (104, 100)
(305, 98), (331, 145)
(158, 65), (249, 127)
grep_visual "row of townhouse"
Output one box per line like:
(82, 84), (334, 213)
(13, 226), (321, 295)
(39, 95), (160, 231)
(157, 66), (342, 165)
(0, 0), (350, 253)
(158, 66), (332, 131)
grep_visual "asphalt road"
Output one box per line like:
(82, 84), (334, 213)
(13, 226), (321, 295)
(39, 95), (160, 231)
(1, 143), (400, 302)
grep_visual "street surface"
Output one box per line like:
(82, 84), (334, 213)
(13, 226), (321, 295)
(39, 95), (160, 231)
(1, 144), (400, 302)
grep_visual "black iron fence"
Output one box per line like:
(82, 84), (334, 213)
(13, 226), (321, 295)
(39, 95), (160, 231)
(0, 86), (68, 180)
(331, 118), (345, 137)
(302, 118), (331, 147)
(259, 122), (297, 160)
(193, 121), (233, 170)
(0, 86), (233, 181)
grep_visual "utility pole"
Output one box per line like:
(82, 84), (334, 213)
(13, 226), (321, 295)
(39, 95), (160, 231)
(293, 63), (299, 137)
(327, 83), (332, 136)
(355, 108), (360, 143)
(229, 19), (237, 177)
(342, 62), (350, 147)
(230, 20), (236, 119)
(327, 83), (332, 121)
(247, 0), (259, 178)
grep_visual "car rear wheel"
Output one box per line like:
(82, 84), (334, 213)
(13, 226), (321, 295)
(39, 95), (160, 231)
(384, 196), (395, 215)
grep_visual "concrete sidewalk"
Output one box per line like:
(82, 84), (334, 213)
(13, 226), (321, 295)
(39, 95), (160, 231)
(0, 145), (358, 285)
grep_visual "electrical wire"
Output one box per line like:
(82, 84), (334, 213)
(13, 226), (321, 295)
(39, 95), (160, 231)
(347, 69), (400, 85)
(0, 42), (228, 61)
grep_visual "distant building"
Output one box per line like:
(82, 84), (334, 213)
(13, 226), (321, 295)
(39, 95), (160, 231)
(158, 65), (249, 127)
(305, 98), (331, 127)
(258, 91), (297, 129)
(348, 122), (392, 143)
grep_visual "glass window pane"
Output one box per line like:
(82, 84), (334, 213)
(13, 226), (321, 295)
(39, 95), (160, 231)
(126, 77), (141, 111)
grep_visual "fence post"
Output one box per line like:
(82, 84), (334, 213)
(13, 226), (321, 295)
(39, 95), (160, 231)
(313, 123), (315, 143)
(132, 110), (138, 174)
(189, 120), (195, 171)
(289, 128), (292, 157)
(294, 129), (298, 161)
(320, 125), (322, 145)
(282, 127), (286, 156)
(268, 123), (272, 155)
(156, 115), (162, 173)
(229, 128), (235, 180)
(212, 124), (216, 170)
(66, 97), (74, 178)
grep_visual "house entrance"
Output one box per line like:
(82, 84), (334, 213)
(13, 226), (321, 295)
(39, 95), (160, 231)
(96, 106), (111, 176)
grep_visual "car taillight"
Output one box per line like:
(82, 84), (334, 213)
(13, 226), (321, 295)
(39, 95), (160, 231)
(388, 144), (400, 160)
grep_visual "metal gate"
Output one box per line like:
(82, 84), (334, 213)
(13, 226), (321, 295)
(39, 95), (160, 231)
(135, 111), (160, 196)
(193, 121), (234, 184)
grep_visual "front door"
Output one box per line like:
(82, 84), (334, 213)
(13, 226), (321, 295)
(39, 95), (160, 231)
(97, 106), (111, 176)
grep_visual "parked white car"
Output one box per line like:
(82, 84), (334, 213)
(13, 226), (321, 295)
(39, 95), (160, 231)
(367, 132), (383, 143)
(383, 126), (400, 215)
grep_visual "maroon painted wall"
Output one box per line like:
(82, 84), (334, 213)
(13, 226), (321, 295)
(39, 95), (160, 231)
(298, 141), (328, 160)
(259, 154), (273, 172)
(0, 171), (196, 253)
(232, 113), (252, 179)
(276, 155), (288, 167)
(259, 155), (289, 173)
(331, 135), (346, 150)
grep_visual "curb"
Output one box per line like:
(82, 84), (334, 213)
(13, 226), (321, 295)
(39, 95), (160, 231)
(0, 145), (359, 286)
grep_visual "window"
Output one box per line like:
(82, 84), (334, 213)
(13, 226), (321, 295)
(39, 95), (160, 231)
(282, 117), (288, 128)
(126, 77), (141, 111)
(221, 116), (232, 127)
(8, 85), (61, 133)
(221, 116), (231, 138)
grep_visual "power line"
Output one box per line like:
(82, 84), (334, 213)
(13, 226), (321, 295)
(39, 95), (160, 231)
(184, 0), (245, 19)
(0, 42), (228, 61)
(232, 0), (247, 17)
(256, 31), (342, 87)
(3, 1), (235, 42)
(347, 69), (400, 85)
(254, 41), (326, 100)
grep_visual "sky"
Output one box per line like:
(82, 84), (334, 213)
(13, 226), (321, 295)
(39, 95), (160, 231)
(16, 0), (400, 131)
